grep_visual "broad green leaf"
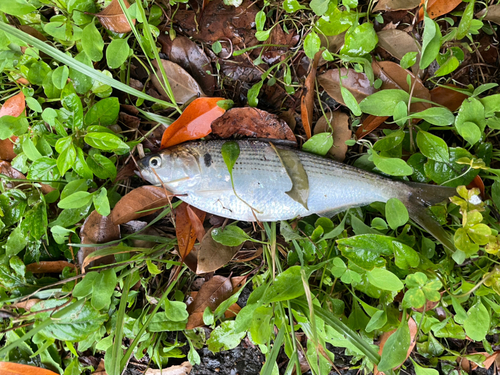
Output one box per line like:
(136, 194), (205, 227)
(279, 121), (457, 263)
(207, 321), (246, 352)
(402, 287), (426, 308)
(69, 52), (94, 94)
(61, 179), (89, 200)
(302, 132), (333, 156)
(455, 121), (481, 145)
(463, 301), (489, 341)
(400, 51), (418, 69)
(360, 90), (409, 116)
(74, 147), (93, 180)
(148, 312), (187, 332)
(480, 94), (500, 117)
(304, 31), (321, 59)
(424, 147), (478, 187)
(93, 187), (110, 217)
(28, 157), (58, 180)
(62, 93), (84, 131)
(385, 198), (409, 230)
(52, 65), (69, 90)
(92, 269), (117, 310)
(0, 116), (29, 139)
(340, 22), (378, 57)
(260, 266), (305, 304)
(316, 4), (355, 36)
(365, 309), (387, 332)
(0, 0), (35, 15)
(25, 97), (42, 113)
(106, 38), (130, 69)
(434, 56), (459, 77)
(82, 21), (104, 62)
(411, 359), (439, 375)
(255, 10), (266, 31)
(58, 191), (93, 209)
(393, 101), (408, 127)
(416, 130), (449, 163)
(57, 143), (76, 176)
(73, 272), (99, 298)
(211, 225), (250, 246)
(367, 268), (404, 291)
(341, 86), (362, 116)
(420, 16), (441, 69)
(373, 130), (405, 152)
(164, 299), (189, 322)
(247, 80), (263, 107)
(87, 152), (117, 180)
(371, 151), (413, 176)
(85, 97), (120, 127)
(378, 318), (410, 372)
(21, 137), (42, 161)
(310, 0), (329, 15)
(456, 0), (475, 39)
(28, 61), (51, 85)
(84, 132), (129, 152)
(249, 306), (273, 345)
(455, 97), (486, 131)
(283, 0), (306, 12)
(409, 107), (455, 126)
(393, 241), (420, 269)
(5, 224), (27, 256)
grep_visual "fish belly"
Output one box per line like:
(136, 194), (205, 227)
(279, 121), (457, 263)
(175, 141), (395, 221)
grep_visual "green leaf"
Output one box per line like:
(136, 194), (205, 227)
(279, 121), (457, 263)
(340, 22), (378, 57)
(87, 152), (117, 180)
(93, 187), (110, 217)
(304, 31), (321, 59)
(28, 61), (51, 85)
(310, 0), (329, 15)
(420, 16), (441, 69)
(456, 121), (481, 145)
(456, 97), (486, 132)
(61, 179), (89, 200)
(62, 93), (84, 131)
(92, 269), (117, 310)
(367, 268), (404, 291)
(373, 130), (405, 152)
(360, 90), (410, 116)
(424, 147), (478, 187)
(0, 0), (35, 16)
(409, 107), (455, 126)
(255, 10), (266, 31)
(84, 132), (129, 152)
(393, 241), (420, 269)
(58, 191), (94, 209)
(21, 137), (42, 161)
(0, 116), (29, 140)
(247, 80), (263, 107)
(371, 151), (413, 176)
(457, 0), (475, 39)
(28, 157), (58, 180)
(365, 309), (387, 332)
(249, 306), (273, 345)
(378, 317), (410, 372)
(416, 130), (449, 163)
(57, 143), (76, 176)
(5, 224), (28, 256)
(341, 87), (362, 116)
(106, 39), (130, 69)
(164, 299), (189, 322)
(255, 30), (270, 41)
(302, 132), (333, 156)
(82, 21), (104, 62)
(337, 234), (410, 269)
(85, 97), (120, 127)
(25, 97), (42, 113)
(74, 147), (93, 180)
(211, 225), (250, 246)
(52, 65), (69, 90)
(207, 321), (246, 352)
(434, 56), (460, 77)
(283, 0), (306, 12)
(385, 198), (409, 231)
(402, 287), (426, 308)
(260, 266), (305, 304)
(73, 272), (99, 298)
(69, 52), (94, 94)
(463, 301), (489, 341)
(221, 140), (239, 178)
(411, 359), (439, 375)
(400, 51), (418, 69)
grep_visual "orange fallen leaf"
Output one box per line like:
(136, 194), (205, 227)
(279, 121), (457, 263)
(356, 115), (389, 140)
(26, 261), (76, 274)
(160, 97), (226, 149)
(301, 51), (322, 139)
(175, 202), (206, 260)
(96, 0), (135, 33)
(0, 362), (59, 375)
(418, 0), (462, 21)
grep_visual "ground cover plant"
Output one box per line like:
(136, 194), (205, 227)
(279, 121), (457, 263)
(1, 0), (500, 374)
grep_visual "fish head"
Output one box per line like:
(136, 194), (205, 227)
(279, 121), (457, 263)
(138, 146), (202, 191)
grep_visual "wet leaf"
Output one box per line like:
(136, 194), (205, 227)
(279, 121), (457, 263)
(81, 21), (104, 62)
(151, 59), (204, 104)
(212, 225), (250, 247)
(302, 133), (334, 156)
(158, 35), (215, 95)
(211, 107), (296, 142)
(91, 268), (117, 310)
(0, 362), (59, 375)
(424, 147), (478, 187)
(319, 68), (376, 106)
(175, 202), (206, 260)
(97, 0), (135, 33)
(106, 39), (130, 69)
(186, 205), (206, 243)
(416, 130), (449, 163)
(197, 228), (243, 274)
(207, 320), (246, 352)
(340, 22), (378, 57)
(313, 111), (351, 161)
(373, 0), (420, 12)
(79, 210), (120, 269)
(271, 144), (309, 210)
(111, 186), (172, 225)
(25, 261), (76, 274)
(418, 0), (462, 21)
(301, 51), (321, 139)
(377, 317), (417, 372)
(0, 91), (25, 118)
(160, 97), (226, 149)
(385, 198), (409, 230)
(186, 275), (233, 329)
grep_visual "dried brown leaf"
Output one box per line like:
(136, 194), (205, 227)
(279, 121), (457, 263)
(26, 261), (76, 274)
(79, 210), (120, 271)
(377, 29), (420, 72)
(418, 0), (462, 21)
(318, 68), (376, 106)
(478, 5), (500, 25)
(10, 299), (41, 311)
(301, 51), (321, 139)
(96, 0), (135, 33)
(356, 115), (390, 139)
(111, 186), (173, 225)
(151, 59), (204, 104)
(186, 275), (233, 329)
(314, 111), (351, 162)
(196, 228), (243, 274)
(186, 205), (206, 243)
(144, 362), (192, 375)
(0, 362), (59, 375)
(430, 85), (469, 112)
(175, 202), (206, 260)
(158, 35), (215, 96)
(373, 0), (420, 12)
(211, 107), (296, 142)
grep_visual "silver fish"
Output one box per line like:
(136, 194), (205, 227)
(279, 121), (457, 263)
(138, 139), (455, 249)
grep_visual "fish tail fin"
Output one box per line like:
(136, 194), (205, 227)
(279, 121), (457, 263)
(398, 182), (456, 251)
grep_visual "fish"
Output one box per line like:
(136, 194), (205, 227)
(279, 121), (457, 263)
(138, 139), (456, 250)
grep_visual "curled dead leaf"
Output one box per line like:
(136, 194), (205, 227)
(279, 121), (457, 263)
(79, 210), (120, 271)
(318, 68), (376, 106)
(111, 186), (173, 225)
(196, 228), (243, 274)
(477, 5), (500, 25)
(301, 51), (321, 139)
(175, 202), (206, 260)
(186, 275), (233, 329)
(160, 97), (226, 149)
(314, 111), (351, 162)
(10, 299), (41, 311)
(96, 0), (135, 33)
(151, 59), (204, 104)
(158, 34), (215, 96)
(211, 107), (296, 142)
(373, 0), (420, 12)
(26, 261), (76, 274)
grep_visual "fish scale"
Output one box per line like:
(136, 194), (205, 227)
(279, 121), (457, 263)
(138, 139), (457, 250)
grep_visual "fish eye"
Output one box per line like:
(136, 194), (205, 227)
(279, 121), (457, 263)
(149, 156), (161, 168)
